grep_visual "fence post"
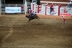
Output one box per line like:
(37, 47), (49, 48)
(25, 0), (27, 15)
(23, 0), (25, 14)
(0, 0), (1, 15)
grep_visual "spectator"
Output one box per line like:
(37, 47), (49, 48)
(50, 3), (54, 14)
(21, 5), (24, 13)
(27, 5), (31, 13)
(68, 1), (72, 7)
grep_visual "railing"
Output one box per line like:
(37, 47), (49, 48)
(2, 2), (31, 7)
(1, 3), (31, 13)
(2, 4), (24, 8)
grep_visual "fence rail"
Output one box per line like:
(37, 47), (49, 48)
(2, 4), (24, 7)
(2, 2), (31, 7)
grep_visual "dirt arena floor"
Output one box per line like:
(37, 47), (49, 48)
(0, 14), (72, 48)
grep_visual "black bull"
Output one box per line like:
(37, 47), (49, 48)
(26, 14), (40, 22)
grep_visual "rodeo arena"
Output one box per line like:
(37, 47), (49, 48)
(0, 0), (72, 48)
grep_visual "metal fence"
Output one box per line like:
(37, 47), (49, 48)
(1, 2), (31, 13)
(2, 2), (31, 7)
(2, 4), (24, 7)
(1, 4), (27, 14)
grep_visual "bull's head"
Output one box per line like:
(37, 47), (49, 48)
(26, 15), (29, 18)
(26, 15), (28, 17)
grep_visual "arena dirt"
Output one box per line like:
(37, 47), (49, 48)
(0, 14), (72, 48)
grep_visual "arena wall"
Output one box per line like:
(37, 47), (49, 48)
(30, 3), (72, 16)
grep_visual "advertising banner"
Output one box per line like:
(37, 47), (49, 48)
(46, 6), (58, 16)
(40, 4), (46, 15)
(60, 7), (72, 16)
(5, 7), (21, 13)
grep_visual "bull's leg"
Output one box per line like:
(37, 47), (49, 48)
(35, 15), (40, 20)
(38, 17), (40, 20)
(36, 16), (40, 20)
(28, 18), (31, 22)
(28, 19), (30, 22)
